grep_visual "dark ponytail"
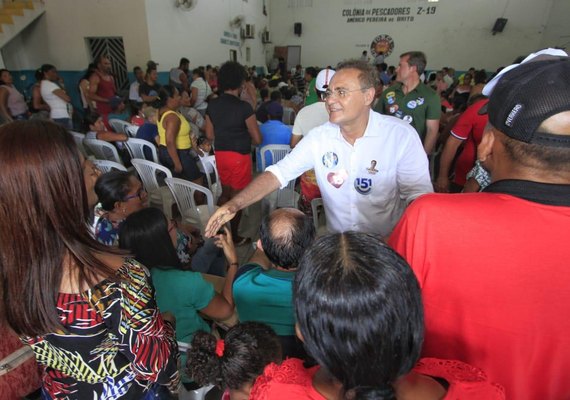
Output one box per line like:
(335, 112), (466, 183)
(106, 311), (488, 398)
(187, 322), (282, 390)
(155, 84), (177, 109)
(187, 331), (221, 386)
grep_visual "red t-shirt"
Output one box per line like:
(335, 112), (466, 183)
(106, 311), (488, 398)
(249, 357), (504, 399)
(449, 98), (488, 185)
(389, 192), (570, 400)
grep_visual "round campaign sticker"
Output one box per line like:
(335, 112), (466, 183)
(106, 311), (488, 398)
(407, 100), (417, 109)
(403, 115), (413, 124)
(354, 177), (372, 195)
(322, 152), (339, 168)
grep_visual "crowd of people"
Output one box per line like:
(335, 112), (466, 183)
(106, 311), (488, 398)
(1, 46), (569, 400)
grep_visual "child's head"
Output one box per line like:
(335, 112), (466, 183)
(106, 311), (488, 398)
(142, 106), (158, 124)
(294, 232), (424, 399)
(197, 136), (212, 153)
(85, 111), (105, 132)
(187, 322), (282, 399)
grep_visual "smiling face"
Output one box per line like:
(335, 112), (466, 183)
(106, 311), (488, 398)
(325, 68), (374, 128)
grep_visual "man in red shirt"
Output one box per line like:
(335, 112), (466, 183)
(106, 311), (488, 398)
(389, 50), (570, 400)
(435, 95), (488, 192)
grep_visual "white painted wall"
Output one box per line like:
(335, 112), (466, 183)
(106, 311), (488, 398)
(540, 0), (570, 50)
(144, 0), (270, 71)
(1, 0), (151, 71)
(268, 0), (558, 71)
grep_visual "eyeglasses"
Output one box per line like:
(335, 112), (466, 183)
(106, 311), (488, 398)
(123, 187), (147, 201)
(321, 87), (371, 100)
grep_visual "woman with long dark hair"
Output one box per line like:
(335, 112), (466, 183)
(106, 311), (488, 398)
(249, 232), (505, 399)
(119, 207), (239, 383)
(0, 120), (179, 399)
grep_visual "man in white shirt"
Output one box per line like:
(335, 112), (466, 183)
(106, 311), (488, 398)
(205, 60), (432, 238)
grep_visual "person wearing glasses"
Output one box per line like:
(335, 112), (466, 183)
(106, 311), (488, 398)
(93, 170), (226, 275)
(205, 59), (432, 239)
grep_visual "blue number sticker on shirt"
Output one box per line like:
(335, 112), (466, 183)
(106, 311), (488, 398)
(354, 177), (372, 195)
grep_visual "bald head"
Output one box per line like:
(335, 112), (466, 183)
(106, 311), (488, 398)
(259, 208), (315, 270)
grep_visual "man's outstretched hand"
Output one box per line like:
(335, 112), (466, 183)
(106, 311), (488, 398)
(205, 205), (236, 237)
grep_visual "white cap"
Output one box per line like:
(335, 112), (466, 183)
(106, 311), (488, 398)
(316, 68), (336, 91)
(483, 48), (568, 96)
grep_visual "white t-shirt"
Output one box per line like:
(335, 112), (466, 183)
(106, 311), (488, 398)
(267, 110), (433, 236)
(41, 80), (70, 119)
(190, 78), (212, 111)
(291, 101), (329, 137)
(129, 81), (142, 102)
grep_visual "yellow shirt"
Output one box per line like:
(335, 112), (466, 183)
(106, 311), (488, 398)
(158, 110), (191, 149)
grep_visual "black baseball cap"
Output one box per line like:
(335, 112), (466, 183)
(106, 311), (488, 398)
(479, 49), (570, 148)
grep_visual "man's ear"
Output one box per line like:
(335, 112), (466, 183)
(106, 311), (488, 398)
(256, 238), (263, 252)
(295, 323), (304, 343)
(363, 87), (376, 107)
(478, 126), (496, 163)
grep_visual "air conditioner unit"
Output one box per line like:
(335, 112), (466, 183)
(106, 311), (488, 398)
(243, 24), (255, 39)
(262, 30), (271, 43)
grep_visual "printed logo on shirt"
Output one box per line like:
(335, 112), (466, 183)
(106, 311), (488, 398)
(327, 169), (348, 188)
(407, 100), (417, 109)
(354, 177), (372, 195)
(367, 160), (379, 175)
(403, 115), (413, 124)
(322, 152), (339, 168)
(416, 97), (425, 106)
(386, 91), (396, 105)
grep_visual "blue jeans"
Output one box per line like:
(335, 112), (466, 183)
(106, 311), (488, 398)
(159, 146), (202, 182)
(191, 238), (227, 277)
(53, 117), (72, 130)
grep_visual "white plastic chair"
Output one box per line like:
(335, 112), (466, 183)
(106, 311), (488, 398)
(131, 159), (175, 219)
(197, 155), (222, 204)
(165, 177), (216, 236)
(70, 131), (89, 157)
(83, 138), (123, 164)
(125, 138), (159, 163)
(124, 124), (139, 138)
(259, 144), (298, 214)
(92, 159), (127, 173)
(177, 341), (214, 400)
(109, 118), (133, 135)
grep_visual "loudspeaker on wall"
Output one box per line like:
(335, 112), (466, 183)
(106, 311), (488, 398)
(294, 23), (302, 36)
(492, 18), (508, 35)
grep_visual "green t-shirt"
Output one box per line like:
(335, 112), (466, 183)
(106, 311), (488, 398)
(375, 82), (441, 141)
(233, 264), (295, 336)
(304, 78), (318, 106)
(150, 268), (215, 343)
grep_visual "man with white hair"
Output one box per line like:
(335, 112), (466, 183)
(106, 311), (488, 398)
(206, 60), (432, 238)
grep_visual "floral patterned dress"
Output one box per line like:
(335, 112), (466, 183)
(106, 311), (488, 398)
(21, 259), (180, 399)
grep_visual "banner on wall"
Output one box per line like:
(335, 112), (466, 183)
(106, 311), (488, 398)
(342, 5), (437, 23)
